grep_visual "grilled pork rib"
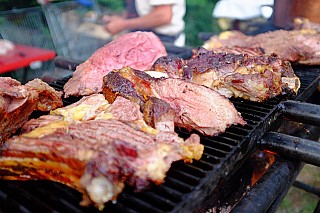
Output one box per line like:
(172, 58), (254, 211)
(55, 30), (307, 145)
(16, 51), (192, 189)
(64, 31), (167, 97)
(202, 29), (320, 65)
(0, 77), (63, 143)
(0, 94), (203, 210)
(102, 67), (246, 136)
(153, 48), (300, 102)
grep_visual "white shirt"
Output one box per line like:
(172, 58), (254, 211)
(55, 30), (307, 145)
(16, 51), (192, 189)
(213, 0), (274, 20)
(135, 0), (186, 36)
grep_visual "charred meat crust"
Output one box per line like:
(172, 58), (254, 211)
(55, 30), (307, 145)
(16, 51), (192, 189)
(154, 48), (300, 102)
(143, 97), (176, 131)
(152, 55), (185, 78)
(103, 69), (176, 130)
(102, 71), (144, 105)
(102, 67), (245, 136)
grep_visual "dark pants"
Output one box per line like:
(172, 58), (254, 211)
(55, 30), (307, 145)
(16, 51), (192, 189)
(153, 32), (179, 43)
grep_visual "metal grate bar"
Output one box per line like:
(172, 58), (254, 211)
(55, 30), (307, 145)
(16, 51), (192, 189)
(163, 176), (196, 193)
(202, 139), (233, 152)
(119, 192), (167, 213)
(204, 147), (228, 158)
(133, 191), (177, 211)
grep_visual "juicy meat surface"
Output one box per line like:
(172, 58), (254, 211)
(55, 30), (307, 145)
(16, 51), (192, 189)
(152, 77), (246, 135)
(25, 78), (63, 111)
(143, 97), (176, 132)
(153, 48), (300, 102)
(0, 77), (63, 143)
(152, 55), (185, 78)
(0, 94), (203, 210)
(64, 31), (167, 97)
(182, 48), (300, 102)
(102, 67), (246, 136)
(21, 94), (145, 133)
(202, 30), (320, 65)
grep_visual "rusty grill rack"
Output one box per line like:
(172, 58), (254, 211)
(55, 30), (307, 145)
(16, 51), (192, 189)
(0, 64), (319, 212)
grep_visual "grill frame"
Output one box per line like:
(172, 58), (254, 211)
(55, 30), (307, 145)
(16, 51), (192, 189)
(0, 62), (319, 212)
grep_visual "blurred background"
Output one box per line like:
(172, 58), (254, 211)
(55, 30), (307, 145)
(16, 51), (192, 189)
(0, 0), (221, 47)
(0, 0), (221, 82)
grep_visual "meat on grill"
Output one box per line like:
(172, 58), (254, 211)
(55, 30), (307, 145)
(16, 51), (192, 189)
(143, 97), (176, 132)
(0, 77), (63, 143)
(0, 94), (203, 210)
(293, 17), (320, 31)
(152, 55), (185, 78)
(199, 46), (265, 57)
(102, 67), (246, 136)
(202, 29), (320, 65)
(24, 78), (64, 111)
(153, 48), (300, 102)
(63, 31), (167, 98)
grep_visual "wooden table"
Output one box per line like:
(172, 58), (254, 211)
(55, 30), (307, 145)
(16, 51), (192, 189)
(0, 44), (56, 82)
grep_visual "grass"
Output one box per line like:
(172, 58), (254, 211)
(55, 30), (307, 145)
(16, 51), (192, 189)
(277, 164), (320, 213)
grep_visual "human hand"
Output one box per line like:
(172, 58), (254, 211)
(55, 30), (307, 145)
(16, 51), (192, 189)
(103, 15), (127, 35)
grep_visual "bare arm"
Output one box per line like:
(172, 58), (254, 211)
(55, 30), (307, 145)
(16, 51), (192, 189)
(104, 5), (173, 35)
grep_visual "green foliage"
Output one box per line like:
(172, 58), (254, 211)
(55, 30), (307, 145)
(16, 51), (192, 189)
(97, 0), (124, 12)
(185, 0), (220, 47)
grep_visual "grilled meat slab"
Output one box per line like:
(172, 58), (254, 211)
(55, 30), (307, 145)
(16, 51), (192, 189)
(25, 78), (64, 111)
(63, 31), (167, 97)
(153, 48), (300, 102)
(102, 67), (246, 136)
(0, 94), (203, 209)
(185, 48), (300, 102)
(143, 97), (176, 132)
(153, 55), (185, 78)
(0, 77), (63, 143)
(202, 29), (320, 65)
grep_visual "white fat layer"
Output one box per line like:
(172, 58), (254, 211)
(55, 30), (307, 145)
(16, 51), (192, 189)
(86, 177), (113, 204)
(216, 87), (233, 98)
(145, 71), (168, 78)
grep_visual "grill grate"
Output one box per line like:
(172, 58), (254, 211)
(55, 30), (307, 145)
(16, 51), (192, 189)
(0, 66), (319, 212)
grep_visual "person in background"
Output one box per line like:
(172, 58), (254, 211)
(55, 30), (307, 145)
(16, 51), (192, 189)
(212, 0), (274, 33)
(103, 0), (186, 47)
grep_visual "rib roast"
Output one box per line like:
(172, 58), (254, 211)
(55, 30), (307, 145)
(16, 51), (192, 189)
(0, 94), (203, 210)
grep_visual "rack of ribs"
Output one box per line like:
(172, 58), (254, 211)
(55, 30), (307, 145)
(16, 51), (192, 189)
(0, 94), (203, 210)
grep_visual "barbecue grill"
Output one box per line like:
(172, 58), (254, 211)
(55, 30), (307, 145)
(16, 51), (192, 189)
(0, 46), (319, 213)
